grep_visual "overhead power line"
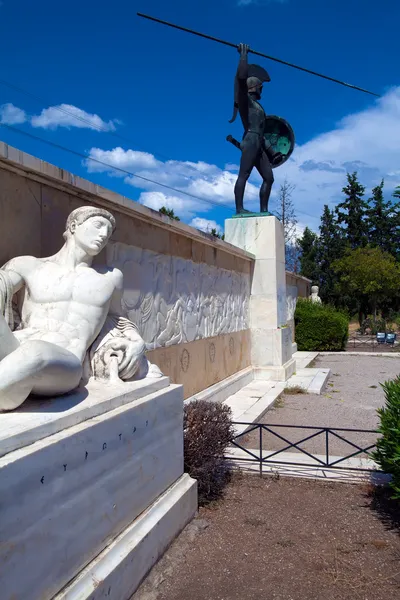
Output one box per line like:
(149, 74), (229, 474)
(0, 80), (319, 222)
(0, 122), (236, 212)
(138, 13), (381, 98)
(0, 77), (224, 183)
(0, 122), (320, 221)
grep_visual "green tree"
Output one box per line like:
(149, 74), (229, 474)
(275, 179), (299, 271)
(333, 247), (400, 321)
(275, 179), (298, 244)
(298, 227), (319, 282)
(316, 205), (345, 305)
(210, 228), (225, 241)
(367, 180), (400, 258)
(393, 185), (400, 199)
(159, 206), (180, 221)
(372, 377), (400, 500)
(336, 172), (368, 249)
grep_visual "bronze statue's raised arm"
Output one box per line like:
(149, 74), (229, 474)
(228, 43), (249, 123)
(236, 43), (249, 82)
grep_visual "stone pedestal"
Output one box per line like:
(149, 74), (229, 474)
(0, 380), (197, 600)
(225, 216), (295, 381)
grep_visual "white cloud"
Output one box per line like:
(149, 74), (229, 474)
(85, 146), (260, 220)
(0, 103), (27, 125)
(31, 104), (118, 131)
(139, 191), (199, 220)
(293, 222), (306, 240)
(86, 146), (159, 172)
(190, 217), (223, 235)
(224, 162), (240, 172)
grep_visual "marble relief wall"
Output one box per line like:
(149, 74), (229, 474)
(286, 285), (298, 322)
(107, 242), (251, 351)
(285, 273), (311, 342)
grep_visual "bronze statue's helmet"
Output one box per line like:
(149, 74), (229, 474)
(247, 76), (263, 93)
(229, 64), (271, 123)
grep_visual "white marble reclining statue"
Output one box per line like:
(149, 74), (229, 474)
(0, 206), (162, 411)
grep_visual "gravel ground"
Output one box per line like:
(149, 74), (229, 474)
(132, 475), (400, 600)
(242, 355), (400, 457)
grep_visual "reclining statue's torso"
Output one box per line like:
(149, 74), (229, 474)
(13, 256), (118, 362)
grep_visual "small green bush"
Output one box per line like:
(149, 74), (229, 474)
(184, 400), (234, 505)
(294, 298), (349, 351)
(372, 378), (400, 500)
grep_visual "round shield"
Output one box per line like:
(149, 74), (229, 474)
(264, 115), (295, 169)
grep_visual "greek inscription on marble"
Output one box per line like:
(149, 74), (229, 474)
(180, 349), (190, 373)
(209, 343), (216, 363)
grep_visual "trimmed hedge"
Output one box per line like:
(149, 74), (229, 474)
(372, 377), (400, 500)
(295, 298), (349, 351)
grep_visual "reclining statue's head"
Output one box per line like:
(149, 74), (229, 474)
(63, 207), (116, 256)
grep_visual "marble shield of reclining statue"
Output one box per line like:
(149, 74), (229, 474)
(0, 206), (162, 412)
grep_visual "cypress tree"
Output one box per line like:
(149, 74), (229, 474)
(298, 227), (319, 282)
(336, 172), (368, 249)
(317, 205), (346, 305)
(367, 180), (400, 259)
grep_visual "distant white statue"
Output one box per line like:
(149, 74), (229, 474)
(0, 206), (161, 412)
(309, 285), (322, 304)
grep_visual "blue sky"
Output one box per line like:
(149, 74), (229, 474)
(0, 0), (399, 235)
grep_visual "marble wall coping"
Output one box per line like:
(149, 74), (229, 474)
(0, 141), (311, 287)
(0, 141), (255, 263)
(285, 271), (312, 285)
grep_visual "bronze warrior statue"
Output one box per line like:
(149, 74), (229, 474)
(229, 43), (284, 215)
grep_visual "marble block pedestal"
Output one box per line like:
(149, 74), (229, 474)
(0, 380), (197, 600)
(225, 215), (295, 381)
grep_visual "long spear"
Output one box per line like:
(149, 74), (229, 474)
(137, 12), (381, 98)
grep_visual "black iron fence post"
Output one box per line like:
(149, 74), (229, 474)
(325, 429), (329, 467)
(259, 425), (263, 478)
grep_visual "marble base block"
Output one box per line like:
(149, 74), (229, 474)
(225, 215), (285, 261)
(225, 216), (293, 379)
(55, 474), (197, 600)
(253, 358), (296, 381)
(0, 376), (170, 458)
(0, 383), (197, 600)
(251, 326), (296, 381)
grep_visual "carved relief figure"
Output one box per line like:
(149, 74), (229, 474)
(0, 207), (161, 412)
(107, 243), (250, 349)
(286, 285), (298, 322)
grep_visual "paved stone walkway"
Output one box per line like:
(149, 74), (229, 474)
(223, 352), (329, 434)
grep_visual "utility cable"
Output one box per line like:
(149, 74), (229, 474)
(0, 79), (319, 221)
(0, 122), (236, 212)
(0, 77), (227, 183)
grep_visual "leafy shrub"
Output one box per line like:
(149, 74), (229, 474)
(372, 378), (400, 500)
(294, 298), (349, 351)
(184, 400), (234, 505)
